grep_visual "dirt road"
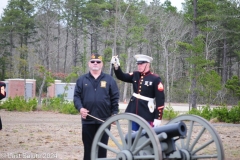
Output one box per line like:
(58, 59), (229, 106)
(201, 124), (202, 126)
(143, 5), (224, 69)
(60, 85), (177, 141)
(0, 110), (240, 160)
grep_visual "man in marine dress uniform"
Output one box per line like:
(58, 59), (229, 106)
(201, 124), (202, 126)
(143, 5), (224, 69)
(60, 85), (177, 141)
(0, 81), (6, 130)
(111, 54), (165, 131)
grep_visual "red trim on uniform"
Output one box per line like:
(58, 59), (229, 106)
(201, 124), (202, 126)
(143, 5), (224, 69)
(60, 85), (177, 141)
(158, 82), (164, 91)
(157, 106), (164, 120)
(157, 106), (164, 110)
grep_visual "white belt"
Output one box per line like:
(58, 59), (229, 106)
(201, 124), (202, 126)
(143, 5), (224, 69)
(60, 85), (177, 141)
(132, 93), (155, 113)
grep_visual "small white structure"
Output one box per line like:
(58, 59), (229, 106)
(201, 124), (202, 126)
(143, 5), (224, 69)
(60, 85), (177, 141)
(48, 80), (76, 101)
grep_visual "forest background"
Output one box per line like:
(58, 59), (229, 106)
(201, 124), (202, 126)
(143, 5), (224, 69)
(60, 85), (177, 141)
(0, 0), (240, 109)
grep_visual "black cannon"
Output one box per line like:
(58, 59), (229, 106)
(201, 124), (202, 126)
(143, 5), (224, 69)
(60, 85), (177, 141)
(91, 113), (225, 160)
(126, 121), (187, 156)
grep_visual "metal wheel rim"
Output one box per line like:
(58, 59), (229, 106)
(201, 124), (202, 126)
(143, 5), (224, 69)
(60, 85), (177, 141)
(91, 113), (162, 160)
(167, 114), (225, 160)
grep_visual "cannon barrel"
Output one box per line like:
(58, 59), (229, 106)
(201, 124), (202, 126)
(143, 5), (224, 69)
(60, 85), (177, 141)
(130, 121), (187, 141)
(153, 121), (187, 138)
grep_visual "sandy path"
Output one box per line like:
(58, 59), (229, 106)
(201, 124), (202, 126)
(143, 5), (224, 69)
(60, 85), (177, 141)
(0, 110), (240, 160)
(1, 111), (82, 160)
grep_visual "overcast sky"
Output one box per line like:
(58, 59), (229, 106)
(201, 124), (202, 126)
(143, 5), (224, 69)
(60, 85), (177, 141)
(0, 0), (8, 16)
(0, 0), (184, 16)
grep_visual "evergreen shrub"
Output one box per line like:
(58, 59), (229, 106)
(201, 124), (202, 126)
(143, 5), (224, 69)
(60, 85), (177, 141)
(187, 104), (240, 123)
(42, 97), (78, 114)
(0, 96), (37, 111)
(212, 106), (229, 122)
(163, 105), (179, 120)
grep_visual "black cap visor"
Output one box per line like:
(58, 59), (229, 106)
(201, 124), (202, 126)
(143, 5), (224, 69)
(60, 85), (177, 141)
(136, 61), (148, 64)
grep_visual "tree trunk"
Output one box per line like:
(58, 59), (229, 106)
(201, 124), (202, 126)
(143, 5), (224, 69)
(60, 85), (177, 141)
(9, 31), (13, 77)
(38, 72), (46, 106)
(164, 40), (170, 103)
(57, 13), (60, 72)
(190, 0), (198, 109)
(222, 36), (227, 84)
(73, 30), (78, 67)
(64, 25), (69, 73)
(45, 25), (50, 70)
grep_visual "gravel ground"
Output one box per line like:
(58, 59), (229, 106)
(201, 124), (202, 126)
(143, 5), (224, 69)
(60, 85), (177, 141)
(0, 110), (240, 160)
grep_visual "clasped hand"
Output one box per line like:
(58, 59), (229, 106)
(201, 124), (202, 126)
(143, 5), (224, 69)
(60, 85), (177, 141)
(80, 108), (89, 119)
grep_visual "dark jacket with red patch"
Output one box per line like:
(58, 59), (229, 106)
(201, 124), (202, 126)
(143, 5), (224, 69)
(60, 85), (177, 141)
(114, 67), (165, 121)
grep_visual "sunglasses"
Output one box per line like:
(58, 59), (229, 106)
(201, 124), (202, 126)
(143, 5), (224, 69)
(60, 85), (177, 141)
(90, 60), (101, 64)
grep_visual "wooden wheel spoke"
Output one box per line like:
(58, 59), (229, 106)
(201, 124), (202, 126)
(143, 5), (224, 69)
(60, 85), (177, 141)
(133, 136), (152, 155)
(192, 139), (214, 155)
(185, 120), (194, 150)
(115, 120), (127, 149)
(127, 120), (133, 149)
(105, 128), (122, 150)
(97, 142), (119, 154)
(189, 126), (206, 151)
(130, 126), (143, 151)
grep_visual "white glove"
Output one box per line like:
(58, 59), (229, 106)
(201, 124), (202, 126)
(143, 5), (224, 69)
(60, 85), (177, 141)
(111, 56), (120, 68)
(153, 119), (161, 127)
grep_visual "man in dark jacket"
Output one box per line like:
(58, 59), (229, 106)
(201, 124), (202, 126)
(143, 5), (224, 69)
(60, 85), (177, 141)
(74, 53), (119, 160)
(0, 81), (6, 130)
(111, 54), (165, 131)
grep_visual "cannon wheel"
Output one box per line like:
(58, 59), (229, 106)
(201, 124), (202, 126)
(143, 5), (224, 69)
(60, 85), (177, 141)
(167, 114), (225, 160)
(91, 113), (162, 160)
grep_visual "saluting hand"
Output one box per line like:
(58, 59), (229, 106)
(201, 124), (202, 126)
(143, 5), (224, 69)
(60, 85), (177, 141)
(80, 108), (89, 119)
(110, 55), (120, 69)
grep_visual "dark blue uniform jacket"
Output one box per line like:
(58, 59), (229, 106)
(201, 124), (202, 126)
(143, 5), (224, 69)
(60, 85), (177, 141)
(74, 72), (119, 124)
(114, 67), (165, 122)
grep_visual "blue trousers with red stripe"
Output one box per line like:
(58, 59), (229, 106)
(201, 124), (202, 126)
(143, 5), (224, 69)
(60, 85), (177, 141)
(132, 121), (153, 131)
